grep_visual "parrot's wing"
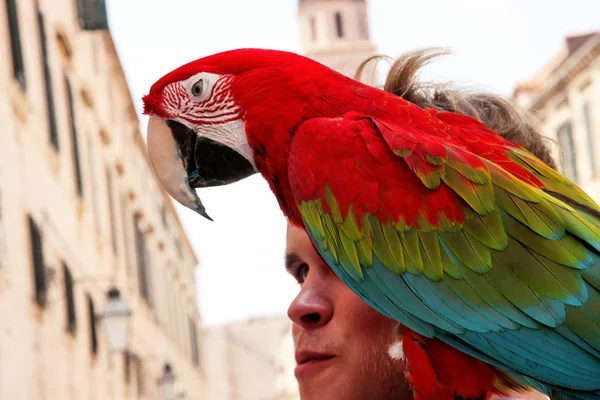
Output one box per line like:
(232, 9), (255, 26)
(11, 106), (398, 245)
(287, 111), (600, 391)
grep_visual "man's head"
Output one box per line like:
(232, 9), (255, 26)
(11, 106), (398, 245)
(285, 223), (412, 400)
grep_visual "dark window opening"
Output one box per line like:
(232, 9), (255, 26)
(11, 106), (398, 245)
(134, 217), (151, 305)
(334, 12), (343, 38)
(557, 121), (578, 182)
(66, 75), (84, 196)
(87, 294), (98, 356)
(123, 352), (132, 384)
(189, 317), (200, 366)
(75, 0), (110, 30)
(5, 0), (26, 89)
(28, 216), (47, 307)
(583, 102), (597, 175)
(309, 17), (317, 41)
(63, 263), (77, 335)
(106, 168), (118, 255)
(37, 6), (59, 150)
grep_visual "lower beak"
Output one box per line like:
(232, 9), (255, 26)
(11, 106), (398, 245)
(146, 116), (213, 220)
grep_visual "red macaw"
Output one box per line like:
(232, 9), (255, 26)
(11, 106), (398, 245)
(142, 49), (600, 400)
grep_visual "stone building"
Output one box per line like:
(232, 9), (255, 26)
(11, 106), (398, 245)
(0, 0), (205, 399)
(203, 316), (298, 400)
(513, 32), (600, 201)
(298, 0), (377, 82)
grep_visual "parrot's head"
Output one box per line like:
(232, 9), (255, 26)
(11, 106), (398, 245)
(142, 48), (348, 220)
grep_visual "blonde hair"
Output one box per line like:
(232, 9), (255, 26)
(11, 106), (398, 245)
(355, 48), (557, 169)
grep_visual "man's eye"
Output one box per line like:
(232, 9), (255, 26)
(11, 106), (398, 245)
(294, 263), (309, 284)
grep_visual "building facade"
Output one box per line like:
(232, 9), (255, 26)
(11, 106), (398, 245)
(203, 316), (299, 400)
(513, 32), (600, 202)
(298, 0), (377, 82)
(0, 0), (205, 399)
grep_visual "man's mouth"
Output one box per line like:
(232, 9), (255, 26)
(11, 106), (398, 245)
(295, 350), (335, 365)
(295, 350), (336, 378)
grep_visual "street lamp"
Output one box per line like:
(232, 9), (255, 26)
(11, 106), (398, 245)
(98, 287), (132, 352)
(158, 363), (176, 400)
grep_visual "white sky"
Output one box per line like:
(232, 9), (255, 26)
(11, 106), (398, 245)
(105, 0), (600, 326)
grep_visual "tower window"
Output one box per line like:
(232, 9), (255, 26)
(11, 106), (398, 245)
(557, 120), (577, 182)
(310, 17), (317, 42)
(334, 12), (343, 38)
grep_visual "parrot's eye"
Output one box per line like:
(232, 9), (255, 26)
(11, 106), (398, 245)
(191, 79), (204, 97)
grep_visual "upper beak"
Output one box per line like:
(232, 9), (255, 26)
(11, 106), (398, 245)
(146, 116), (213, 221)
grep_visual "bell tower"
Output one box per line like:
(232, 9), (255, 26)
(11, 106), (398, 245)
(298, 0), (377, 82)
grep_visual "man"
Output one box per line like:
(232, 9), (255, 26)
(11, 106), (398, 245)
(285, 49), (550, 400)
(286, 223), (413, 399)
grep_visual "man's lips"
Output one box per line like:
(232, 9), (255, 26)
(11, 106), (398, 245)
(295, 350), (335, 365)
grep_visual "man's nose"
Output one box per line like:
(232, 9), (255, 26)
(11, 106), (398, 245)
(287, 281), (333, 330)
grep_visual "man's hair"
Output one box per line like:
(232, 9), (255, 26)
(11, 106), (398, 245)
(355, 48), (558, 169)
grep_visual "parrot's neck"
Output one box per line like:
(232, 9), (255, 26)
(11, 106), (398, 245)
(246, 127), (304, 226)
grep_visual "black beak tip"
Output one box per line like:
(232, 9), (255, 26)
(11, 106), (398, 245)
(198, 208), (214, 222)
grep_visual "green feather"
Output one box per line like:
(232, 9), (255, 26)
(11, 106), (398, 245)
(321, 213), (340, 263)
(486, 255), (566, 327)
(502, 212), (592, 270)
(442, 275), (520, 330)
(400, 228), (425, 274)
(418, 231), (444, 281)
(338, 227), (363, 279)
(439, 240), (463, 279)
(445, 149), (491, 185)
(306, 201), (326, 240)
(487, 161), (542, 202)
(324, 183), (343, 223)
(382, 222), (406, 273)
(492, 238), (587, 306)
(452, 260), (540, 328)
(463, 210), (508, 251)
(367, 216), (402, 274)
(439, 230), (492, 273)
(564, 297), (600, 351)
(340, 205), (362, 241)
(495, 187), (565, 240)
(442, 164), (495, 215)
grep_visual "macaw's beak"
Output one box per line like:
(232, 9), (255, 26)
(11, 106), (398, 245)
(146, 116), (256, 221)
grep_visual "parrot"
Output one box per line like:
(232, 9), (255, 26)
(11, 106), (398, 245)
(141, 48), (600, 400)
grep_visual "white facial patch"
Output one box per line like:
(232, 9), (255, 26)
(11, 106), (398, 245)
(388, 341), (406, 361)
(197, 119), (257, 170)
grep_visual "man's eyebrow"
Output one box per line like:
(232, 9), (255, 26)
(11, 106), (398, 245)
(284, 253), (301, 274)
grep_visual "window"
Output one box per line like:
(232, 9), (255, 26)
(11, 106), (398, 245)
(87, 294), (98, 356)
(134, 217), (151, 304)
(37, 6), (59, 150)
(175, 237), (183, 259)
(189, 317), (200, 366)
(123, 353), (132, 384)
(309, 17), (317, 42)
(358, 9), (368, 39)
(583, 102), (597, 175)
(160, 205), (168, 230)
(66, 75), (84, 196)
(334, 12), (343, 38)
(5, 0), (26, 89)
(75, 0), (109, 30)
(63, 262), (77, 335)
(28, 216), (47, 307)
(557, 121), (578, 182)
(135, 358), (145, 395)
(106, 167), (118, 255)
